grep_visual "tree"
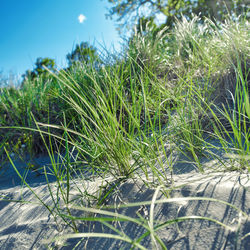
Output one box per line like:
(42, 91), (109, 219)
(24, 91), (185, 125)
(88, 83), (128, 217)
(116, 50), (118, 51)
(106, 0), (249, 31)
(21, 57), (56, 86)
(34, 57), (56, 76)
(66, 42), (99, 67)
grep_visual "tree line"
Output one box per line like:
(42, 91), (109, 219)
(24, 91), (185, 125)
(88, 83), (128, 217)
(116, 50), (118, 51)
(21, 0), (249, 85)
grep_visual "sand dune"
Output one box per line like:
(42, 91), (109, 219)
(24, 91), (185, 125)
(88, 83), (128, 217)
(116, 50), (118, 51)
(0, 154), (249, 249)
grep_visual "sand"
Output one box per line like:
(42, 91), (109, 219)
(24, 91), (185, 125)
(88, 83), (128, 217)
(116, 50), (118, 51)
(0, 153), (249, 249)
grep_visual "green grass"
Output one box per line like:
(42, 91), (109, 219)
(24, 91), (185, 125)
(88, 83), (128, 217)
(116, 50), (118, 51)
(0, 14), (249, 248)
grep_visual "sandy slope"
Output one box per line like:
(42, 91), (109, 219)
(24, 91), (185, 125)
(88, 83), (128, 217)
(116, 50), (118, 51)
(0, 154), (249, 249)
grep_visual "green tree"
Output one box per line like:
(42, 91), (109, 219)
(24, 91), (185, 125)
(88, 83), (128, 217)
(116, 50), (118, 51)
(66, 42), (99, 67)
(106, 0), (249, 31)
(34, 57), (56, 76)
(21, 57), (56, 86)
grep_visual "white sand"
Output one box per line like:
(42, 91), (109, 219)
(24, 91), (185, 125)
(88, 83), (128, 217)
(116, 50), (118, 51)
(0, 154), (249, 249)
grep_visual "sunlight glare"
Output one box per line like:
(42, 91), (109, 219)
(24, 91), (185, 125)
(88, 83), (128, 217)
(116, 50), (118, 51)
(78, 14), (86, 23)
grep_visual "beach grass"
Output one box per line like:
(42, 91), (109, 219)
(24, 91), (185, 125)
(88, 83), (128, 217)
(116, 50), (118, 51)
(1, 14), (249, 248)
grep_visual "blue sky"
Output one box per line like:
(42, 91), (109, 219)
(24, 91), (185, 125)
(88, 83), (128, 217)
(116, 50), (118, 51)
(0, 0), (121, 78)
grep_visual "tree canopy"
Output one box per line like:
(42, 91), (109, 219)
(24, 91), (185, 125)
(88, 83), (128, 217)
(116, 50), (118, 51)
(34, 57), (56, 76)
(106, 0), (249, 31)
(21, 57), (56, 86)
(66, 42), (99, 67)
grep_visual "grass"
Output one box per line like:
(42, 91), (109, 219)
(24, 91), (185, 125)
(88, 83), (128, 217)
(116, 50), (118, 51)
(47, 195), (248, 249)
(0, 14), (249, 248)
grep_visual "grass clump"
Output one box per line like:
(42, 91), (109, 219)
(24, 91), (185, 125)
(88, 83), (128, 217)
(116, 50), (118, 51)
(0, 14), (249, 249)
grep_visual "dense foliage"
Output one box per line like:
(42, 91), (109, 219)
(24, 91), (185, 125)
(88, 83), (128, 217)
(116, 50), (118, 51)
(0, 14), (249, 172)
(106, 0), (249, 31)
